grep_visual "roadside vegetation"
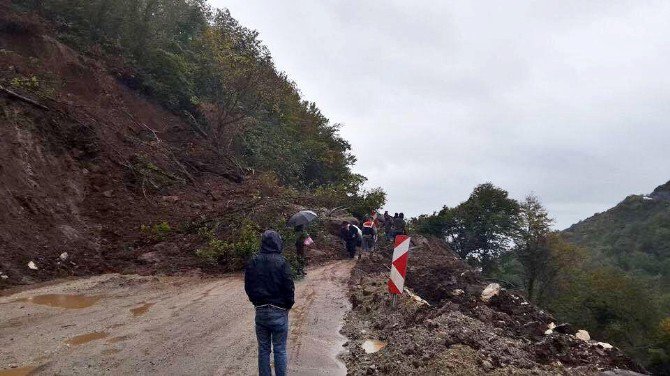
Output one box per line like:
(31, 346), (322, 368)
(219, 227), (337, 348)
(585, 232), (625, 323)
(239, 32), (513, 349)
(413, 183), (670, 373)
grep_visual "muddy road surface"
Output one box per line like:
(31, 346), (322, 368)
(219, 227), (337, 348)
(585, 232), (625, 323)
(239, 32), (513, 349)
(0, 260), (353, 375)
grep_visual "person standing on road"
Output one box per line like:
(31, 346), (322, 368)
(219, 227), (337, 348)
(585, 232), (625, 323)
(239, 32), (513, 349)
(361, 217), (377, 255)
(393, 213), (406, 238)
(384, 212), (394, 240)
(339, 221), (358, 259)
(245, 230), (295, 376)
(294, 225), (310, 277)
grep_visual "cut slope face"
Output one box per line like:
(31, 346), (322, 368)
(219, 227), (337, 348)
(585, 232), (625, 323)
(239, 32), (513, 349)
(343, 237), (643, 375)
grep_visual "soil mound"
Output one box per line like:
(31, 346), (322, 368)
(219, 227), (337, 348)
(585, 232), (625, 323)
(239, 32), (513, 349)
(342, 236), (644, 375)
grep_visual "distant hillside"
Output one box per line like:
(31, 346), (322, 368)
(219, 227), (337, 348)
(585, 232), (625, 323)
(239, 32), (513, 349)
(563, 180), (670, 280)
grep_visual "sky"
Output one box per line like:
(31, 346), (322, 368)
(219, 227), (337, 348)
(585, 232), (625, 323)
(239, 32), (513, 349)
(212, 0), (670, 229)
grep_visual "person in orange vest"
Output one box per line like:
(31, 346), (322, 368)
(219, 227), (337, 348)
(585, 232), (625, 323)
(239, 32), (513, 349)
(361, 216), (377, 255)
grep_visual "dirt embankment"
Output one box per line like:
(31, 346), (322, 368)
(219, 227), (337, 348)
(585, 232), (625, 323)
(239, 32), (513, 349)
(0, 4), (347, 289)
(341, 237), (644, 375)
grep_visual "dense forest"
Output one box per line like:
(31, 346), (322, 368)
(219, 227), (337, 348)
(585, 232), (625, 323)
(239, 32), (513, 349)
(413, 183), (670, 374)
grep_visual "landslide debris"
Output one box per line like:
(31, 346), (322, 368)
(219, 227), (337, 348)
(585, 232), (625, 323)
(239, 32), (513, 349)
(0, 3), (347, 288)
(341, 237), (645, 375)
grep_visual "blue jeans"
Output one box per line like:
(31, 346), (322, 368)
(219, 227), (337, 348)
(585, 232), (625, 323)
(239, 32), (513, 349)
(255, 306), (289, 376)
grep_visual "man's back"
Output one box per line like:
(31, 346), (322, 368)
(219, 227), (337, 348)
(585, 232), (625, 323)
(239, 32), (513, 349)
(245, 231), (295, 310)
(245, 230), (294, 376)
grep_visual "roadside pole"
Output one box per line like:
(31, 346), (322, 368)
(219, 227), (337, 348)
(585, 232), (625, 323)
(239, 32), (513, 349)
(388, 235), (410, 307)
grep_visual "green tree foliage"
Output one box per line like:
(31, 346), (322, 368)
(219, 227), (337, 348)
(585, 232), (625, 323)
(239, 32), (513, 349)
(312, 179), (386, 220)
(649, 317), (670, 375)
(549, 267), (662, 367)
(17, 0), (363, 190)
(563, 186), (670, 280)
(512, 196), (582, 304)
(437, 183), (520, 273)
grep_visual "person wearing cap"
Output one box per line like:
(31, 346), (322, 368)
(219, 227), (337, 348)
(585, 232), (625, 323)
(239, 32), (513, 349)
(245, 230), (295, 376)
(361, 217), (377, 255)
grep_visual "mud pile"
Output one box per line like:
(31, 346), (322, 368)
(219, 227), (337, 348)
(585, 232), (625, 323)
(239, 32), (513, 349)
(342, 237), (644, 375)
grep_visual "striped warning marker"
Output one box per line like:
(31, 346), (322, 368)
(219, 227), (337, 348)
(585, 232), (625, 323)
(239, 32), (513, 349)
(388, 235), (410, 294)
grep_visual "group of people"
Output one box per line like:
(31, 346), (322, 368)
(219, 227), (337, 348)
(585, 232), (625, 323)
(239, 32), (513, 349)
(244, 210), (407, 375)
(339, 211), (407, 259)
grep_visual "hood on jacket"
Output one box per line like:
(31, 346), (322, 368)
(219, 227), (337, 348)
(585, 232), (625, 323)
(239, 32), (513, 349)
(260, 230), (283, 254)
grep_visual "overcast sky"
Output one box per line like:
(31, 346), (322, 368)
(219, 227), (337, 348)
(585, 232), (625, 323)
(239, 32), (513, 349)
(212, 0), (670, 229)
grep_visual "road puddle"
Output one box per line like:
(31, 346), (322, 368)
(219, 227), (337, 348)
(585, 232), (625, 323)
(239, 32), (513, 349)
(0, 366), (37, 376)
(66, 331), (109, 346)
(361, 339), (386, 354)
(19, 294), (101, 309)
(130, 302), (154, 317)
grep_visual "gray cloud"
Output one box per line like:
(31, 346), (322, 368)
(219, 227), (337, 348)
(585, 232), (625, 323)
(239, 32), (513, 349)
(213, 0), (670, 229)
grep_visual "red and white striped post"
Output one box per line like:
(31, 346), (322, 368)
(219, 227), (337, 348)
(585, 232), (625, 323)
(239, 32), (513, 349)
(388, 235), (410, 306)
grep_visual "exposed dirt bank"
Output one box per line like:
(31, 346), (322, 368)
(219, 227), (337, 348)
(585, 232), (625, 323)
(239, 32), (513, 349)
(341, 237), (644, 375)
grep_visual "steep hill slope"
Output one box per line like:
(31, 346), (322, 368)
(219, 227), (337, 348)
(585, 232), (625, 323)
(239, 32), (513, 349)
(563, 180), (670, 281)
(0, 2), (352, 287)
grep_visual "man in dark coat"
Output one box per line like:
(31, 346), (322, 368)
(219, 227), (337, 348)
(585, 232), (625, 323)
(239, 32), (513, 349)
(339, 221), (359, 259)
(245, 230), (295, 376)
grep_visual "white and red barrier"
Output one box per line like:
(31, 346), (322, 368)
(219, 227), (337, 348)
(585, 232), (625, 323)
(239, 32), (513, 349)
(388, 235), (410, 295)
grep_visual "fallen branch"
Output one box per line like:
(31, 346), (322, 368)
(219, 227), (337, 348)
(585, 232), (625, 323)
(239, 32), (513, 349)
(183, 111), (208, 139)
(0, 85), (50, 111)
(121, 109), (161, 143)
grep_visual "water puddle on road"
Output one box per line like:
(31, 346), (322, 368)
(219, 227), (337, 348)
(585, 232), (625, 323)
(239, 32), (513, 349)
(66, 331), (109, 346)
(18, 294), (101, 309)
(130, 302), (154, 317)
(0, 366), (37, 376)
(361, 339), (386, 354)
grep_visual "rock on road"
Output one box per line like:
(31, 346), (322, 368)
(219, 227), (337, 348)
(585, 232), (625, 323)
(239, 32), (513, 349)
(0, 260), (353, 375)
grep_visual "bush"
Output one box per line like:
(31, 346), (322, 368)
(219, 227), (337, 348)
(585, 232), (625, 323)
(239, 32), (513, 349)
(195, 219), (260, 270)
(140, 220), (171, 240)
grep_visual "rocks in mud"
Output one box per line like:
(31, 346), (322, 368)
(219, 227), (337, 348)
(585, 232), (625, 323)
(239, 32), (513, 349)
(344, 239), (645, 375)
(27, 261), (38, 270)
(59, 252), (69, 261)
(0, 272), (8, 279)
(575, 329), (591, 342)
(481, 283), (501, 302)
(545, 322), (557, 335)
(597, 342), (614, 350)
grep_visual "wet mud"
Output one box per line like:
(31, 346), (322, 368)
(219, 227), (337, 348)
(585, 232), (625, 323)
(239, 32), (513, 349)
(0, 262), (354, 375)
(17, 294), (101, 309)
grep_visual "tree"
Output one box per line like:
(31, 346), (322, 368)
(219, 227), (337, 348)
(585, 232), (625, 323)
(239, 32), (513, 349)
(514, 195), (553, 302)
(442, 183), (520, 273)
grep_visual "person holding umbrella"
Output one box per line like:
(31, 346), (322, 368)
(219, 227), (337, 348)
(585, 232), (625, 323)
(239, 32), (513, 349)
(287, 210), (317, 277)
(294, 224), (311, 277)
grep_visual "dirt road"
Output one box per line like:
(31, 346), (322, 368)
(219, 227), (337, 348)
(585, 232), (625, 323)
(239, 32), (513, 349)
(0, 260), (353, 375)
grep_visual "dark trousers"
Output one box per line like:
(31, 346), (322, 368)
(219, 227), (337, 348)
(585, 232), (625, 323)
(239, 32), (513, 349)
(346, 241), (356, 258)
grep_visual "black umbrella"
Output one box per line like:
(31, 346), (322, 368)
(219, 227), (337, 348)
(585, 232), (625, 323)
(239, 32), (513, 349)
(287, 210), (318, 227)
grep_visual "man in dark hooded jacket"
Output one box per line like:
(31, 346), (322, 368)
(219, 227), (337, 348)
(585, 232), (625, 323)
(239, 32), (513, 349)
(245, 230), (295, 376)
